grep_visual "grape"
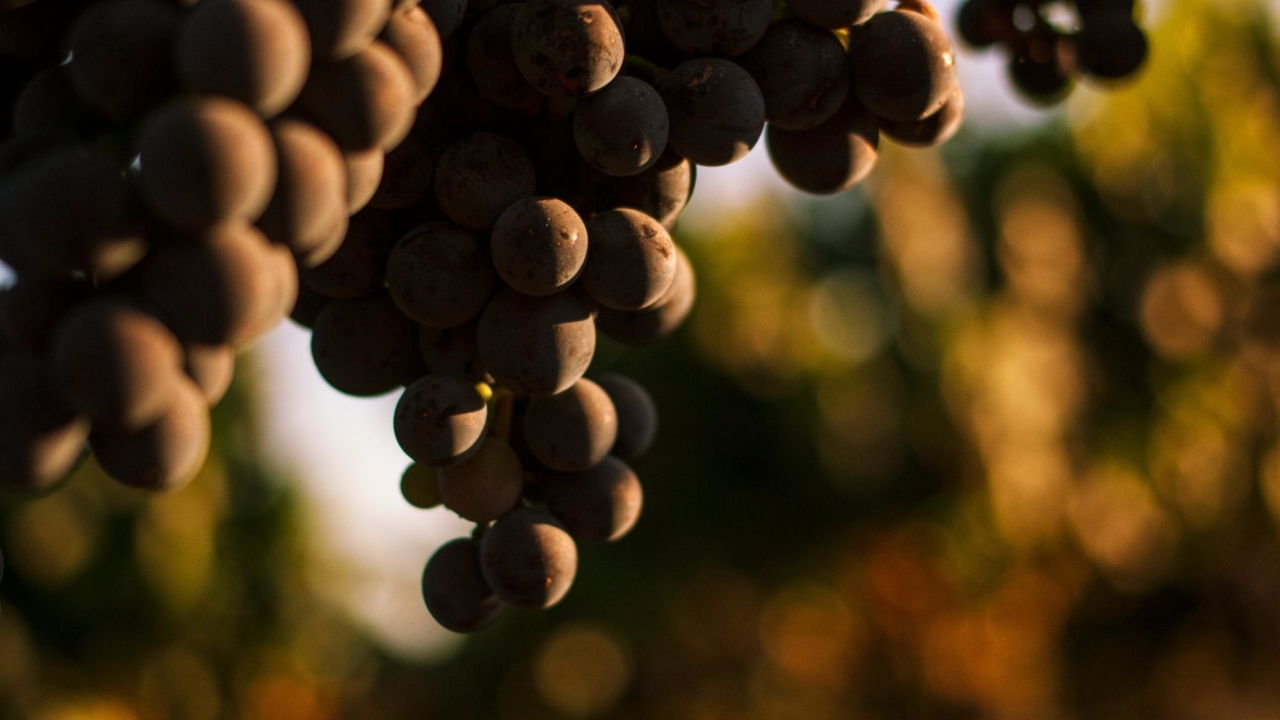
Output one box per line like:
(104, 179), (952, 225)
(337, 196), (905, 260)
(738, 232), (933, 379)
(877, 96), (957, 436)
(0, 272), (88, 351)
(788, 0), (886, 29)
(739, 20), (850, 132)
(138, 224), (289, 346)
(466, 3), (546, 113)
(65, 0), (178, 123)
(421, 0), (467, 38)
(176, 0), (311, 118)
(381, 5), (445, 102)
(422, 538), (504, 633)
(344, 147), (385, 213)
(435, 132), (537, 231)
(387, 221), (496, 328)
(614, 0), (684, 66)
(0, 1), (83, 59)
(258, 119), (350, 268)
(401, 462), (442, 509)
(290, 0), (390, 61)
(766, 93), (880, 195)
(290, 280), (331, 329)
(419, 322), (488, 382)
(89, 377), (210, 492)
(847, 9), (958, 122)
(4, 145), (146, 280)
(395, 375), (489, 467)
(138, 98), (278, 232)
(13, 66), (103, 140)
(581, 148), (695, 230)
(1008, 30), (1072, 104)
(480, 506), (578, 608)
(310, 291), (425, 396)
(542, 455), (642, 542)
(654, 0), (771, 57)
(596, 245), (695, 346)
(438, 439), (525, 521)
(661, 58), (766, 167)
(573, 76), (669, 177)
(595, 372), (657, 460)
(51, 301), (185, 431)
(476, 288), (596, 396)
(880, 89), (964, 147)
(490, 197), (588, 297)
(370, 125), (446, 210)
(511, 0), (625, 98)
(0, 351), (91, 491)
(582, 209), (677, 311)
(522, 378), (617, 472)
(1076, 13), (1148, 79)
(184, 344), (235, 406)
(299, 209), (398, 299)
(295, 42), (419, 152)
(956, 0), (1010, 48)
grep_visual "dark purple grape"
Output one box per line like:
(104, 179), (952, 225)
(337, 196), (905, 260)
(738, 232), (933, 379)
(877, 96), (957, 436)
(3, 145), (146, 280)
(596, 245), (695, 346)
(879, 89), (964, 147)
(310, 291), (425, 396)
(542, 455), (642, 542)
(295, 42), (418, 152)
(381, 5), (445, 102)
(661, 58), (766, 167)
(655, 0), (771, 57)
(847, 9), (959, 122)
(766, 93), (880, 195)
(184, 344), (235, 406)
(259, 118), (350, 268)
(956, 0), (1010, 48)
(422, 538), (504, 633)
(394, 375), (488, 466)
(1009, 30), (1073, 104)
(387, 222), (496, 328)
(595, 372), (656, 460)
(582, 209), (677, 311)
(0, 351), (90, 491)
(574, 76), (669, 177)
(89, 377), (210, 491)
(480, 506), (578, 608)
(512, 0), (625, 98)
(581, 148), (695, 230)
(51, 301), (185, 431)
(490, 197), (588, 297)
(66, 0), (178, 123)
(401, 462), (442, 509)
(421, 0), (467, 38)
(466, 3), (546, 112)
(788, 0), (885, 29)
(419, 322), (488, 382)
(13, 66), (103, 140)
(435, 132), (536, 231)
(138, 98), (278, 232)
(290, 280), (331, 329)
(739, 19), (850, 131)
(476, 288), (596, 396)
(438, 439), (526, 521)
(176, 0), (311, 117)
(344, 147), (386, 213)
(0, 272), (89, 351)
(299, 209), (399, 299)
(522, 378), (617, 472)
(370, 125), (447, 210)
(1075, 13), (1148, 79)
(290, 0), (390, 60)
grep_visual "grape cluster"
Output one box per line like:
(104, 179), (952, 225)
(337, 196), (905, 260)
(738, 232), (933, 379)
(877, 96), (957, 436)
(957, 0), (1147, 105)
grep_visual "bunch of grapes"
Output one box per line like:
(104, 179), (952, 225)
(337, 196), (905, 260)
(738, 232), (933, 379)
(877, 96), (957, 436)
(957, 0), (1147, 105)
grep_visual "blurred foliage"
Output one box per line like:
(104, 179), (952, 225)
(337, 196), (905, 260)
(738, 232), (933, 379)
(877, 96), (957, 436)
(6, 0), (1280, 717)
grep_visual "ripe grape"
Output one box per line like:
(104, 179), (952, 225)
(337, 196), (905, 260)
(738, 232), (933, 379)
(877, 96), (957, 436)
(401, 462), (442, 509)
(654, 0), (771, 57)
(595, 373), (657, 460)
(476, 288), (596, 396)
(0, 272), (88, 351)
(766, 94), (880, 195)
(395, 375), (489, 467)
(419, 322), (488, 382)
(310, 291), (425, 396)
(522, 378), (618, 472)
(344, 147), (385, 213)
(1008, 30), (1073, 104)
(880, 89), (964, 147)
(438, 439), (525, 521)
(422, 537), (504, 633)
(138, 98), (278, 232)
(370, 126), (446, 210)
(89, 377), (210, 492)
(511, 0), (625, 98)
(788, 0), (886, 30)
(542, 455), (643, 542)
(490, 197), (588, 297)
(184, 344), (236, 406)
(176, 0), (311, 117)
(0, 351), (91, 491)
(295, 41), (418, 152)
(466, 3), (546, 112)
(13, 66), (102, 140)
(290, 281), (331, 329)
(298, 209), (398, 299)
(290, 0), (390, 61)
(582, 209), (677, 311)
(739, 19), (850, 131)
(480, 506), (578, 608)
(661, 58), (766, 167)
(381, 5), (445, 102)
(66, 0), (179, 123)
(957, 0), (1010, 48)
(1075, 13), (1148, 79)
(258, 119), (350, 267)
(573, 76), (669, 177)
(847, 9), (958, 122)
(435, 132), (536, 231)
(582, 148), (695, 231)
(386, 221), (496, 328)
(596, 245), (695, 346)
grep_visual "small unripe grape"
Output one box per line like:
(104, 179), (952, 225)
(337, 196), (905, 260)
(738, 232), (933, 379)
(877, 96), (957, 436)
(542, 456), (643, 542)
(480, 506), (578, 608)
(423, 538), (504, 633)
(438, 439), (525, 522)
(522, 378), (617, 472)
(394, 375), (489, 467)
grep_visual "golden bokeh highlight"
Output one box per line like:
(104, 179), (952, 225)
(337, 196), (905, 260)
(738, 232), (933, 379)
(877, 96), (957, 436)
(533, 624), (633, 718)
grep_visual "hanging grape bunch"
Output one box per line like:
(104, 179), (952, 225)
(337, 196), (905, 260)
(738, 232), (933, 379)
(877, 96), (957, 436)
(0, 0), (965, 633)
(957, 0), (1147, 105)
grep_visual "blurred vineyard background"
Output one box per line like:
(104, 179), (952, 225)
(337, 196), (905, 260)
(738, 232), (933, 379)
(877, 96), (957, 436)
(5, 0), (1280, 717)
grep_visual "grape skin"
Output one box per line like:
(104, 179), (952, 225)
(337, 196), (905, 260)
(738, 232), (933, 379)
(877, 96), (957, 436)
(476, 288), (597, 396)
(847, 10), (959, 123)
(183, 344), (236, 406)
(294, 41), (418, 153)
(386, 222), (496, 328)
(739, 19), (851, 132)
(522, 378), (618, 472)
(343, 147), (385, 213)
(490, 197), (588, 297)
(581, 148), (695, 231)
(66, 0), (179, 123)
(13, 66), (102, 140)
(298, 209), (399, 300)
(310, 291), (425, 397)
(89, 377), (210, 492)
(435, 132), (537, 232)
(581, 209), (678, 311)
(573, 76), (669, 177)
(394, 375), (489, 467)
(766, 93), (880, 195)
(259, 118), (350, 267)
(480, 506), (578, 608)
(381, 5), (445, 102)
(880, 89), (964, 148)
(542, 455), (643, 542)
(597, 245), (696, 346)
(511, 0), (625, 98)
(419, 322), (489, 383)
(466, 3), (546, 113)
(438, 439), (526, 521)
(290, 0), (390, 61)
(422, 537), (504, 633)
(595, 373), (657, 460)
(789, 0), (886, 30)
(661, 58), (766, 167)
(0, 351), (91, 491)
(655, 0), (772, 57)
